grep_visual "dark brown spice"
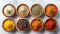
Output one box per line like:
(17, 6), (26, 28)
(17, 19), (29, 31)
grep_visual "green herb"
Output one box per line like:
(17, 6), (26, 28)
(32, 6), (42, 16)
(7, 9), (11, 14)
(50, 9), (54, 14)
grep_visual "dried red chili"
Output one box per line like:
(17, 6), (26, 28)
(45, 18), (57, 31)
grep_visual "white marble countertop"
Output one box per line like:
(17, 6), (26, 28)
(0, 0), (60, 34)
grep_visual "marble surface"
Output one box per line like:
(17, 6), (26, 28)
(0, 0), (60, 34)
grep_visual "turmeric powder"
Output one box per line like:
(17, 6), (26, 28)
(3, 19), (15, 32)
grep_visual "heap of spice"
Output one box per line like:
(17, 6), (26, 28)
(2, 4), (16, 17)
(45, 18), (57, 31)
(17, 4), (30, 17)
(45, 4), (58, 17)
(30, 18), (43, 31)
(16, 19), (29, 32)
(30, 4), (43, 17)
(2, 19), (15, 32)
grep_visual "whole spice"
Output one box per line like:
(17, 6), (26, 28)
(16, 19), (29, 32)
(45, 18), (57, 31)
(2, 19), (15, 32)
(30, 18), (43, 31)
(31, 4), (43, 17)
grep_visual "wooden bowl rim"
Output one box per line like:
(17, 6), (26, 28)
(2, 18), (15, 32)
(44, 3), (58, 17)
(2, 4), (16, 17)
(16, 4), (30, 18)
(16, 18), (29, 32)
(45, 18), (57, 32)
(30, 18), (44, 32)
(30, 4), (43, 18)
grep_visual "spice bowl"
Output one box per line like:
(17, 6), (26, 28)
(16, 4), (30, 18)
(2, 18), (15, 32)
(16, 18), (30, 32)
(30, 4), (43, 18)
(45, 18), (57, 32)
(45, 4), (58, 17)
(2, 4), (16, 17)
(30, 18), (44, 32)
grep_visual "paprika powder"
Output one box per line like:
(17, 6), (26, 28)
(45, 18), (57, 31)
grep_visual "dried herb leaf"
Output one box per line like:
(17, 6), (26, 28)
(7, 9), (11, 14)
(50, 9), (54, 14)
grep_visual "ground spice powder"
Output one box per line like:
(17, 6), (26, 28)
(31, 4), (43, 17)
(31, 19), (43, 31)
(45, 4), (57, 17)
(3, 19), (15, 31)
(45, 19), (56, 31)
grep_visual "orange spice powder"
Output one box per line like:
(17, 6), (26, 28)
(31, 18), (43, 31)
(45, 4), (58, 17)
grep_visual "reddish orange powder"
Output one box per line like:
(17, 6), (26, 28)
(45, 4), (58, 17)
(31, 19), (43, 31)
(45, 19), (56, 31)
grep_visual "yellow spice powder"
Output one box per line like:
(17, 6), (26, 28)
(3, 19), (15, 31)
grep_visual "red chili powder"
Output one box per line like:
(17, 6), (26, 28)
(45, 19), (56, 31)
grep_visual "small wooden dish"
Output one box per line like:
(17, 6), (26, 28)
(2, 4), (16, 17)
(45, 4), (58, 17)
(45, 18), (57, 32)
(30, 4), (43, 18)
(16, 4), (30, 18)
(30, 18), (44, 32)
(16, 18), (29, 32)
(2, 18), (15, 32)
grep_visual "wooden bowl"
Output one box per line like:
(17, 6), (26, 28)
(2, 18), (15, 32)
(30, 4), (43, 18)
(30, 18), (44, 32)
(2, 4), (16, 17)
(16, 4), (30, 18)
(16, 18), (29, 32)
(45, 18), (57, 32)
(45, 4), (58, 17)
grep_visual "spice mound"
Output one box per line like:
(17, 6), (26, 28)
(2, 4), (16, 17)
(31, 4), (43, 17)
(45, 18), (57, 31)
(17, 4), (30, 17)
(45, 4), (58, 17)
(2, 19), (15, 32)
(30, 18), (43, 31)
(16, 19), (29, 32)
